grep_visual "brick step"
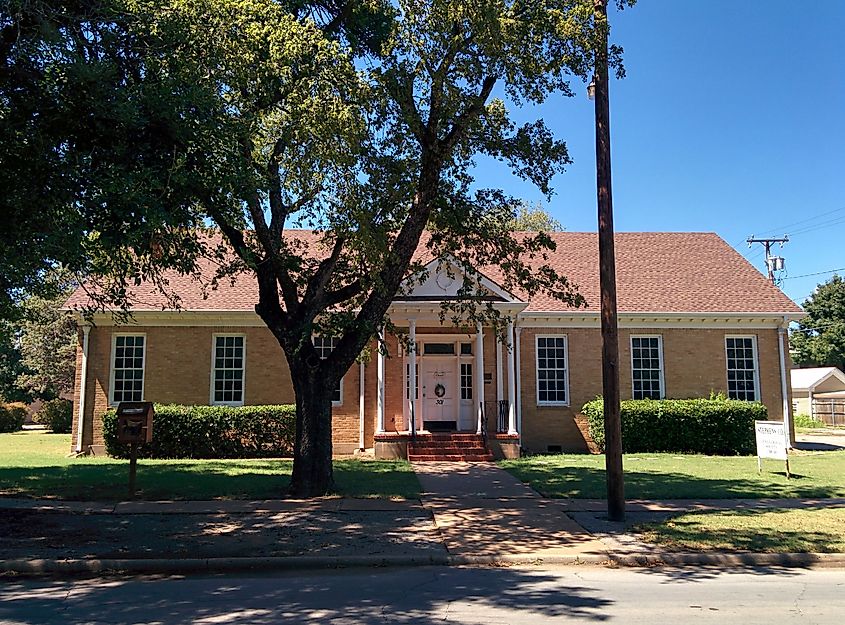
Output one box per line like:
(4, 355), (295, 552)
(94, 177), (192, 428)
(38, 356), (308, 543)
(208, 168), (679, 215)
(418, 434), (484, 441)
(408, 440), (487, 449)
(408, 446), (489, 455)
(408, 453), (494, 462)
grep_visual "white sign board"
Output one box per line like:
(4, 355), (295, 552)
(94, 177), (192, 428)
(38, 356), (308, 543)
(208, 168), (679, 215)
(755, 420), (788, 461)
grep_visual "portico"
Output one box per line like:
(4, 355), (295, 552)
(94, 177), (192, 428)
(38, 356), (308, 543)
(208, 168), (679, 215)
(371, 259), (526, 459)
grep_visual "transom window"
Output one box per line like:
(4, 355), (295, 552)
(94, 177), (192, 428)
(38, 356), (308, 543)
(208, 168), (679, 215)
(536, 336), (568, 405)
(631, 336), (664, 400)
(111, 335), (145, 404)
(424, 342), (455, 355)
(212, 335), (245, 405)
(460, 363), (473, 400)
(726, 336), (759, 401)
(313, 336), (342, 404)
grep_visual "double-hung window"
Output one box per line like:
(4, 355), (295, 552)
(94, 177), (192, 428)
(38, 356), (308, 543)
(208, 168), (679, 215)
(631, 336), (664, 400)
(536, 335), (568, 405)
(212, 335), (245, 405)
(313, 336), (342, 405)
(110, 334), (146, 404)
(725, 336), (759, 401)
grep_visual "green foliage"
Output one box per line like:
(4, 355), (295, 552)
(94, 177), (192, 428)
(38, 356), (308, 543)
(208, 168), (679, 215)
(791, 275), (845, 369)
(0, 270), (77, 401)
(0, 405), (26, 433)
(583, 397), (765, 455)
(103, 404), (296, 459)
(507, 201), (564, 232)
(793, 412), (826, 429)
(36, 399), (73, 433)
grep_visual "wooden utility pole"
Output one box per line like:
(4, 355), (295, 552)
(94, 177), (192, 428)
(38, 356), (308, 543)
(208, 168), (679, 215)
(593, 0), (625, 522)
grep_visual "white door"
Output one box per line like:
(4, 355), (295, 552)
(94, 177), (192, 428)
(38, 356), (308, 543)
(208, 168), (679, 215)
(421, 359), (457, 423)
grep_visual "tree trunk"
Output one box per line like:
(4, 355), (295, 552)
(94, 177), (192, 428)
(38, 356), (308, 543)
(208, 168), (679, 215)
(288, 360), (337, 497)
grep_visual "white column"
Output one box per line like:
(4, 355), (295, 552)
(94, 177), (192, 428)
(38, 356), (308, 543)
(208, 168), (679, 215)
(506, 318), (518, 435)
(377, 326), (385, 434)
(75, 324), (91, 454)
(475, 320), (484, 434)
(358, 360), (365, 450)
(515, 326), (523, 435)
(496, 332), (504, 405)
(409, 318), (417, 433)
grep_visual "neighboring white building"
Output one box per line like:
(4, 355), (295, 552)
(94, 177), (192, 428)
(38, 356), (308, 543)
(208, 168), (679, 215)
(791, 367), (845, 423)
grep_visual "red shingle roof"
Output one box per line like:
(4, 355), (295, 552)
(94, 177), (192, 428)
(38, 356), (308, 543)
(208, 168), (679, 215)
(64, 231), (802, 315)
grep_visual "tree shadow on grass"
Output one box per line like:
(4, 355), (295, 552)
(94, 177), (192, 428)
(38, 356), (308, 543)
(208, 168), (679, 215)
(0, 568), (615, 624)
(0, 459), (420, 501)
(504, 464), (845, 500)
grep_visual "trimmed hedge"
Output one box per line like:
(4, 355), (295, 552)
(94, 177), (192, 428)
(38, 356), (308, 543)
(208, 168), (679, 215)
(36, 399), (73, 433)
(0, 404), (26, 433)
(583, 397), (766, 455)
(103, 404), (296, 459)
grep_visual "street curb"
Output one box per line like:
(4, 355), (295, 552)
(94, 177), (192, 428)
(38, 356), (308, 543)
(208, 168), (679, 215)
(3, 551), (845, 578)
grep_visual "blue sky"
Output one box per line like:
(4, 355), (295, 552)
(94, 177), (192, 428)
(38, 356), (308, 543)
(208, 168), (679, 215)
(471, 0), (845, 307)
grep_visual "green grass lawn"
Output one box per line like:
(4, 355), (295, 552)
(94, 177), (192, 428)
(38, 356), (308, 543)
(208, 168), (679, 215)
(0, 431), (420, 500)
(500, 451), (845, 499)
(637, 508), (845, 553)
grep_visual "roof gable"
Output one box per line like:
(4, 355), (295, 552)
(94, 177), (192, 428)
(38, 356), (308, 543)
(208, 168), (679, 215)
(397, 257), (522, 303)
(790, 367), (845, 391)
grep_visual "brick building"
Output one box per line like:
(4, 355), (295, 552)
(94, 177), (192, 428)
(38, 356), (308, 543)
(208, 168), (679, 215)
(66, 232), (803, 458)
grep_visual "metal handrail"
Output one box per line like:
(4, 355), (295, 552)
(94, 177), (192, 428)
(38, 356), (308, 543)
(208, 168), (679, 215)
(478, 401), (487, 445)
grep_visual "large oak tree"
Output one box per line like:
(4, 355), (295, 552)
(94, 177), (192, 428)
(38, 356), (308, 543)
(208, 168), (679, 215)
(1, 0), (630, 496)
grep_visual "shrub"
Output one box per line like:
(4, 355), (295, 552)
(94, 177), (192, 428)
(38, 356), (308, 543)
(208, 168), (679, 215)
(0, 404), (26, 433)
(103, 404), (296, 459)
(36, 399), (73, 433)
(793, 412), (826, 429)
(583, 397), (766, 455)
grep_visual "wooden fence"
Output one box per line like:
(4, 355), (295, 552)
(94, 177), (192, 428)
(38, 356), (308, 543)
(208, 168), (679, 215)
(811, 399), (845, 426)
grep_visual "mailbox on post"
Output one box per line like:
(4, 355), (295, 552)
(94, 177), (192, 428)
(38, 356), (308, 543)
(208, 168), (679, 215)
(116, 402), (154, 444)
(116, 402), (153, 498)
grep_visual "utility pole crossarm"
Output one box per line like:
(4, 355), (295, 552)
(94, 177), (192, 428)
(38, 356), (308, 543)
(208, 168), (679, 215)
(747, 236), (789, 285)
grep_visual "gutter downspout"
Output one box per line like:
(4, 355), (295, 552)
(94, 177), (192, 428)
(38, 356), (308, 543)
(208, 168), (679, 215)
(75, 324), (91, 454)
(778, 317), (794, 448)
(358, 360), (365, 450)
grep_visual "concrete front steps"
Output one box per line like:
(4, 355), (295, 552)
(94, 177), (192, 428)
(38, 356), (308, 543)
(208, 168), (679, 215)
(407, 433), (494, 462)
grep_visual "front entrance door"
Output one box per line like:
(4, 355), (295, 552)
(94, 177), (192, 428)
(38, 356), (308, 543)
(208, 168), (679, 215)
(421, 359), (457, 429)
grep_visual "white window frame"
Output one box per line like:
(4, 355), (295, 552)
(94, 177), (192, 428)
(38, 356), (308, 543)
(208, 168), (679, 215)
(109, 333), (147, 406)
(725, 335), (760, 402)
(535, 334), (570, 406)
(313, 335), (343, 406)
(630, 335), (665, 400)
(209, 333), (247, 407)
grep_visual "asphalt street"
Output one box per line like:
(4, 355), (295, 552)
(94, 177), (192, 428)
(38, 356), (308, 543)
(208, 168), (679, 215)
(2, 565), (844, 624)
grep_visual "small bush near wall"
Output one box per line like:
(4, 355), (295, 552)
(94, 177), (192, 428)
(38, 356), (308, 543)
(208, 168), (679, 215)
(583, 398), (765, 455)
(103, 404), (296, 459)
(0, 404), (26, 433)
(35, 399), (73, 433)
(793, 413), (826, 429)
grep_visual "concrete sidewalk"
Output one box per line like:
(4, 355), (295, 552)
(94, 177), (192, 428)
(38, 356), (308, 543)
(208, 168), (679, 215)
(414, 462), (608, 560)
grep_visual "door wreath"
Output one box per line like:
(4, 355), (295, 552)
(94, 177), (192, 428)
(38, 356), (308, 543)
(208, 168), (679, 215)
(434, 383), (446, 398)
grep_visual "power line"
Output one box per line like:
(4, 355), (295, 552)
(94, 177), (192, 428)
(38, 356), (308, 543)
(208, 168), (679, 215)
(736, 205), (845, 245)
(782, 267), (845, 281)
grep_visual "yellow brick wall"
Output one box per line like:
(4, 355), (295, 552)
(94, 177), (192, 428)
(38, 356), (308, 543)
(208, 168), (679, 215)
(72, 325), (360, 451)
(518, 326), (790, 453)
(71, 322), (792, 455)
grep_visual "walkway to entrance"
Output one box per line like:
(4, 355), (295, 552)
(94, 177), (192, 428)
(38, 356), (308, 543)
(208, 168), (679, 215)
(413, 462), (607, 560)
